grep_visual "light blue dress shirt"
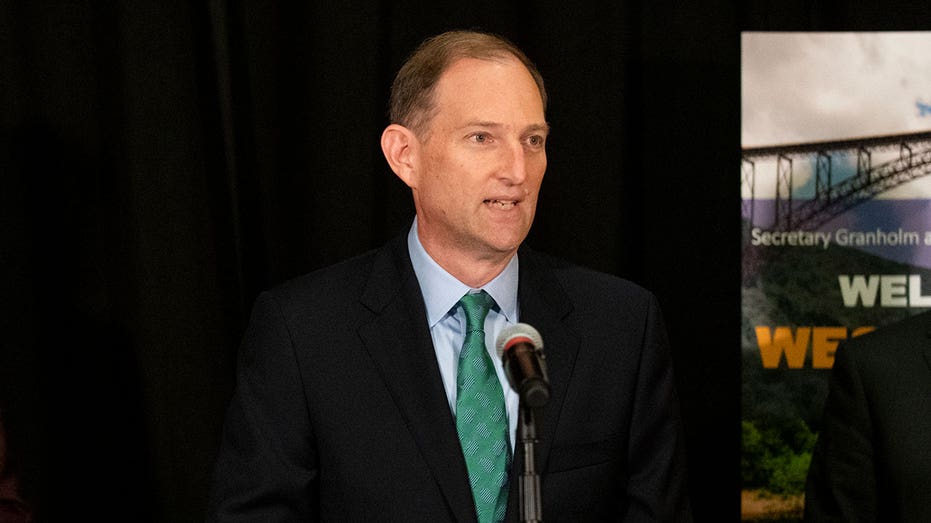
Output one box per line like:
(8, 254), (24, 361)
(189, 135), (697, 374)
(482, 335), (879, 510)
(407, 217), (520, 450)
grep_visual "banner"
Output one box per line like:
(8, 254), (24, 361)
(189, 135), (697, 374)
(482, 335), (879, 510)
(740, 32), (931, 521)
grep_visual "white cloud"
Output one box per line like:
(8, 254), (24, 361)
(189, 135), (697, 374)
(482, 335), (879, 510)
(742, 32), (931, 146)
(741, 32), (931, 198)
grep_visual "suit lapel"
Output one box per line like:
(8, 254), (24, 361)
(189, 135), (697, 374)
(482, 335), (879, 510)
(504, 248), (581, 521)
(356, 234), (476, 522)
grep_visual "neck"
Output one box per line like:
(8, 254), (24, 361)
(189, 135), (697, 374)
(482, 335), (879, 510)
(418, 237), (516, 289)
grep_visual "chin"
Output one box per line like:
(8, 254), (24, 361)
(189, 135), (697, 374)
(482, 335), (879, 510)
(485, 233), (527, 255)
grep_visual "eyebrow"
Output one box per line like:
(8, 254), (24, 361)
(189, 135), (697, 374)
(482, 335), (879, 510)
(461, 121), (551, 134)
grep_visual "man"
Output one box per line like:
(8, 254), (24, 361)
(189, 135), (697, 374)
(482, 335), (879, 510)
(208, 30), (691, 522)
(805, 310), (931, 522)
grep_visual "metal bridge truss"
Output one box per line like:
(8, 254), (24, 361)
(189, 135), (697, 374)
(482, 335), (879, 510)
(741, 130), (931, 231)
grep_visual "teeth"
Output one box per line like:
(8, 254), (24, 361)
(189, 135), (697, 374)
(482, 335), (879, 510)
(485, 199), (516, 209)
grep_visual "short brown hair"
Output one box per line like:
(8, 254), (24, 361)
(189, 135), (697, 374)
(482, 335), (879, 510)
(389, 30), (547, 137)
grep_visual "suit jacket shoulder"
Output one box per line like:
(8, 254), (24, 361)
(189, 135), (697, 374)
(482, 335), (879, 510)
(518, 247), (659, 330)
(805, 310), (931, 522)
(840, 309), (931, 370)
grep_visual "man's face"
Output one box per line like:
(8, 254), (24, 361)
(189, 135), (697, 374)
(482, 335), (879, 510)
(410, 56), (548, 263)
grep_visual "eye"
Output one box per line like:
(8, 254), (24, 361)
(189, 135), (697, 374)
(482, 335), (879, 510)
(470, 132), (490, 144)
(526, 135), (546, 147)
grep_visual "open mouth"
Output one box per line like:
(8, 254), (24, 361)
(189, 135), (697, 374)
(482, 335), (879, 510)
(483, 199), (518, 209)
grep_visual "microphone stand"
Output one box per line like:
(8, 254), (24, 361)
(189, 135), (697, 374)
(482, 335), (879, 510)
(518, 404), (542, 523)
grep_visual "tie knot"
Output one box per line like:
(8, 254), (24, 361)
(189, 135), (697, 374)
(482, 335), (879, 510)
(459, 290), (496, 332)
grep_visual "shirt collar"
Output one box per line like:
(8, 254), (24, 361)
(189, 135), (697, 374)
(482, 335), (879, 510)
(407, 217), (519, 328)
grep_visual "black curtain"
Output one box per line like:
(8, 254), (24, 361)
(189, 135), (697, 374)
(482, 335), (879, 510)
(3, 1), (928, 521)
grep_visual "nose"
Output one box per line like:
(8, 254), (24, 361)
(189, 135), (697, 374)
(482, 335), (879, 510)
(500, 142), (528, 185)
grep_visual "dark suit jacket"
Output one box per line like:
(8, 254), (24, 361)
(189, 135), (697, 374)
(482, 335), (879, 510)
(207, 232), (691, 522)
(805, 310), (931, 522)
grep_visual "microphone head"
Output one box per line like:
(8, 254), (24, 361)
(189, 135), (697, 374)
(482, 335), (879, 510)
(496, 323), (549, 407)
(496, 323), (544, 359)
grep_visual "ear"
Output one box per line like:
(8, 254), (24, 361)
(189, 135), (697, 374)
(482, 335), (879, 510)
(381, 124), (419, 188)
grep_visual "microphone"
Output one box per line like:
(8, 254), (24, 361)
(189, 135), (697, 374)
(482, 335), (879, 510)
(495, 323), (550, 408)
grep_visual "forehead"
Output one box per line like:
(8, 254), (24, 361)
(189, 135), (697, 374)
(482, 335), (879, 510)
(430, 56), (545, 122)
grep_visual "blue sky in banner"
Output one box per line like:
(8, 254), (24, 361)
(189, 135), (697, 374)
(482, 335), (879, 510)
(741, 32), (931, 199)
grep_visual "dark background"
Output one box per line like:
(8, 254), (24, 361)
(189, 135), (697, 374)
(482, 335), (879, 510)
(2, 1), (928, 521)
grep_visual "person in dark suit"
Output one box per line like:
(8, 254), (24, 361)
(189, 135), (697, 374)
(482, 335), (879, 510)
(805, 310), (931, 522)
(207, 30), (690, 522)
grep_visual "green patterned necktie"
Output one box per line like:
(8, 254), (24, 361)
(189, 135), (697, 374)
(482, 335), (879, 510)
(456, 290), (510, 523)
